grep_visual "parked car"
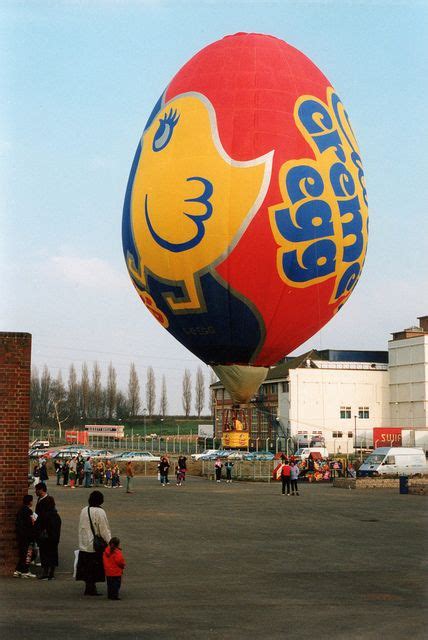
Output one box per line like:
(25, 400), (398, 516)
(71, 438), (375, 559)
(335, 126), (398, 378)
(191, 449), (220, 461)
(226, 451), (248, 460)
(90, 449), (115, 459)
(202, 450), (234, 461)
(50, 447), (94, 459)
(30, 439), (50, 449)
(112, 451), (161, 462)
(28, 448), (51, 458)
(243, 451), (275, 461)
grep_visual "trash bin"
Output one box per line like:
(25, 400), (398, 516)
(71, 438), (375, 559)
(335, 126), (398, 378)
(399, 475), (409, 494)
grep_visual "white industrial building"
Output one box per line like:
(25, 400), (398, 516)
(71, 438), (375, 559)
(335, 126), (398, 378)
(213, 316), (428, 452)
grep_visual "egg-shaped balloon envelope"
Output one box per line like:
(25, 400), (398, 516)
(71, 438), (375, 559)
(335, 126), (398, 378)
(122, 33), (368, 404)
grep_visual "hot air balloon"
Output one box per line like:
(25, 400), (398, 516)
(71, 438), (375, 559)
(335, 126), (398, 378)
(122, 33), (368, 442)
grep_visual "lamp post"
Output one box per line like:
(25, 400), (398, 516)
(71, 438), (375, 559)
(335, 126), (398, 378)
(143, 408), (147, 440)
(354, 414), (357, 457)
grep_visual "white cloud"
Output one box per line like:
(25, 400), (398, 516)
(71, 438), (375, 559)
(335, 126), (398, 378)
(51, 254), (125, 290)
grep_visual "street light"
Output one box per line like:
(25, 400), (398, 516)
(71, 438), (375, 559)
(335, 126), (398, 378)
(354, 414), (357, 456)
(143, 408), (147, 440)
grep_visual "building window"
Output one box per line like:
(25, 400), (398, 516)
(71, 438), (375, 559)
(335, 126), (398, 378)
(271, 383), (278, 394)
(340, 406), (351, 419)
(282, 381), (289, 393)
(348, 431), (353, 438)
(333, 431), (343, 438)
(358, 406), (369, 419)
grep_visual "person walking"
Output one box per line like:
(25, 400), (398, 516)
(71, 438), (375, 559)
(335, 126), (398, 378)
(37, 496), (61, 580)
(76, 490), (111, 596)
(225, 460), (234, 483)
(281, 459), (292, 495)
(290, 461), (300, 496)
(103, 537), (125, 601)
(214, 458), (223, 482)
(13, 495), (37, 578)
(84, 458), (93, 488)
(126, 461), (134, 494)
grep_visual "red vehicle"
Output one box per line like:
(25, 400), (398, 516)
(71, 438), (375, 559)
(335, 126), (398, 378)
(65, 430), (89, 445)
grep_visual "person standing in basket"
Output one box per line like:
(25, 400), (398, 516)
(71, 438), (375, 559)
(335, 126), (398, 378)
(37, 496), (61, 580)
(76, 490), (111, 596)
(103, 537), (125, 600)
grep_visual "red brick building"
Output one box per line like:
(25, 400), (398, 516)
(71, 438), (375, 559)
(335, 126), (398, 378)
(0, 333), (31, 575)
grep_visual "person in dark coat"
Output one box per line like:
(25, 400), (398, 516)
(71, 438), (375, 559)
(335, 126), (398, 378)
(35, 482), (49, 518)
(39, 461), (49, 481)
(37, 496), (61, 580)
(14, 495), (37, 578)
(62, 460), (70, 486)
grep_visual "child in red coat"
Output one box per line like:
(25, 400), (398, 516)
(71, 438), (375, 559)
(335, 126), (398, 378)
(103, 537), (125, 600)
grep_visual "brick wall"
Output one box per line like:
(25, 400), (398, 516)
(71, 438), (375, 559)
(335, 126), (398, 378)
(0, 333), (31, 575)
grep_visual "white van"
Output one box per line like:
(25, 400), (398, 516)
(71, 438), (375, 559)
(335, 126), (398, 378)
(294, 447), (329, 459)
(359, 447), (427, 477)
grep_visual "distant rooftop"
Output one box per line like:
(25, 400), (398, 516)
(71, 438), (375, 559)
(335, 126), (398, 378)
(391, 315), (428, 341)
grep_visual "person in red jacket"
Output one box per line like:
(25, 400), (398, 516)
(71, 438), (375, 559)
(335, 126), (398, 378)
(281, 460), (292, 496)
(103, 537), (125, 600)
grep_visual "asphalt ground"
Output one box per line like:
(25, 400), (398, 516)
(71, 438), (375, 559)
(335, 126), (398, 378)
(1, 476), (427, 640)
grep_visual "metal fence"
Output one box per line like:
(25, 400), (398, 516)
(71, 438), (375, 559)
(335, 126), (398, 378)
(201, 459), (276, 482)
(30, 429), (294, 456)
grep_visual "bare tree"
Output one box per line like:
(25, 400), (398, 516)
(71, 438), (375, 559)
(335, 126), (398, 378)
(208, 369), (217, 416)
(67, 363), (79, 426)
(159, 374), (168, 417)
(39, 365), (51, 427)
(146, 366), (156, 417)
(106, 362), (117, 420)
(50, 371), (68, 438)
(91, 362), (103, 419)
(30, 367), (40, 425)
(127, 362), (140, 417)
(182, 369), (192, 417)
(80, 362), (90, 422)
(195, 366), (205, 418)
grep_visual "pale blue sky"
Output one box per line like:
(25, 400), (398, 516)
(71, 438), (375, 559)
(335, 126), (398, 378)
(1, 1), (427, 412)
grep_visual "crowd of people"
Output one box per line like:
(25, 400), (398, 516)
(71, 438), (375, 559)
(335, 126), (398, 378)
(33, 456), (135, 493)
(273, 454), (358, 490)
(15, 451), (361, 599)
